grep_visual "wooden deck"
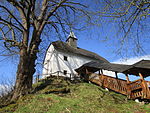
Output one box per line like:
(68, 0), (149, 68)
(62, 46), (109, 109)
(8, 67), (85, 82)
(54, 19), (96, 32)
(89, 73), (150, 100)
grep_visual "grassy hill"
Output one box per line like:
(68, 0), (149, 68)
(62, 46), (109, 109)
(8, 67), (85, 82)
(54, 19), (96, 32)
(0, 76), (150, 113)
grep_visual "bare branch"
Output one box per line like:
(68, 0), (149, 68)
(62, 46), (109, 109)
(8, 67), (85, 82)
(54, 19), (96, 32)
(0, 5), (25, 29)
(65, 1), (87, 8)
(45, 0), (67, 21)
(0, 18), (23, 32)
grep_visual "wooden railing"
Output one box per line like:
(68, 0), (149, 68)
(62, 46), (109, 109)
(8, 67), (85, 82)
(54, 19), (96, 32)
(146, 81), (150, 90)
(89, 74), (128, 95)
(127, 79), (143, 99)
(89, 73), (150, 99)
(145, 81), (150, 99)
(41, 71), (80, 81)
(127, 80), (150, 99)
(89, 73), (101, 86)
(100, 75), (127, 95)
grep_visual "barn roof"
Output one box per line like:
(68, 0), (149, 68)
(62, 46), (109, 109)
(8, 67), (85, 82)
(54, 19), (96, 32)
(121, 60), (150, 77)
(52, 41), (109, 62)
(75, 61), (130, 73)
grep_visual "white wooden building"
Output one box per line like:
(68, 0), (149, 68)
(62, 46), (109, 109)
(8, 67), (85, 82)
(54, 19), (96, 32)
(42, 32), (108, 78)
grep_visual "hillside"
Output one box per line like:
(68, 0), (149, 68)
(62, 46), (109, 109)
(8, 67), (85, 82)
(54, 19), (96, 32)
(0, 76), (150, 113)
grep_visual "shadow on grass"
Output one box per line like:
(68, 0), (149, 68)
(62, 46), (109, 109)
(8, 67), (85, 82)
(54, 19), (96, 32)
(32, 76), (78, 94)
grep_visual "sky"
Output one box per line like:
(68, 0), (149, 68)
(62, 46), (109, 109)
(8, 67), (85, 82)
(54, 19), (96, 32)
(0, 0), (150, 93)
(0, 29), (150, 95)
(0, 29), (149, 84)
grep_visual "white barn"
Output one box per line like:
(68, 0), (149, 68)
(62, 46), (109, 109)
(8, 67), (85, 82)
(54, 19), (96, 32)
(42, 32), (108, 79)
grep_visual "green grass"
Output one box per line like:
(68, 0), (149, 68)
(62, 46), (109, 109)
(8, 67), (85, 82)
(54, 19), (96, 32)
(0, 77), (150, 113)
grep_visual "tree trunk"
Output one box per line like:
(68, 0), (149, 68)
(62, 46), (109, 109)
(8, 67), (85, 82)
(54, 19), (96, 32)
(11, 48), (37, 101)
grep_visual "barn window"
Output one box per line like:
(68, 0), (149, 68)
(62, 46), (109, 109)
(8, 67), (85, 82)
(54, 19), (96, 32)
(64, 70), (67, 75)
(64, 56), (68, 61)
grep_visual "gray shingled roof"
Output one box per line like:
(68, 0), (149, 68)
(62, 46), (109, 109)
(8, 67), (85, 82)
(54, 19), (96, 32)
(75, 61), (130, 73)
(121, 60), (150, 77)
(76, 60), (150, 78)
(52, 41), (109, 62)
(133, 60), (150, 69)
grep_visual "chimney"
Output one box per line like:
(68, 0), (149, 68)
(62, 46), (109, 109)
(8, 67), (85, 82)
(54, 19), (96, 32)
(66, 32), (77, 48)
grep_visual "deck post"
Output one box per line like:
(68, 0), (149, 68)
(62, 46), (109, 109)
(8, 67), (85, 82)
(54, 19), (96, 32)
(139, 73), (144, 80)
(70, 74), (71, 79)
(115, 72), (118, 79)
(125, 74), (130, 83)
(85, 68), (89, 74)
(85, 68), (90, 81)
(101, 69), (103, 75)
(125, 74), (131, 99)
(139, 73), (147, 98)
(99, 70), (101, 75)
(36, 73), (40, 83)
(57, 71), (59, 79)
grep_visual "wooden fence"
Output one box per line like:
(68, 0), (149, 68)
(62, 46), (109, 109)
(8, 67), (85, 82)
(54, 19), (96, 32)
(37, 71), (80, 82)
(89, 73), (150, 100)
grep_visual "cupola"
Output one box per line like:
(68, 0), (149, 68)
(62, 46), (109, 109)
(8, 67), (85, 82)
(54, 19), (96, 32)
(66, 31), (77, 48)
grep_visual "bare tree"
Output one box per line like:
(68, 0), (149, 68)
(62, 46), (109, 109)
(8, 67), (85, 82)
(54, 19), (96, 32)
(0, 0), (90, 101)
(96, 0), (150, 55)
(1, 0), (148, 101)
